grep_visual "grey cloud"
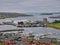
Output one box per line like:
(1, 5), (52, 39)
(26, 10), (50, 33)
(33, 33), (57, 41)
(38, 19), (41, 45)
(0, 0), (60, 13)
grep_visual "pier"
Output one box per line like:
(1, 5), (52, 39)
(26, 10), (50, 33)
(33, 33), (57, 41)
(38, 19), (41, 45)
(0, 28), (24, 32)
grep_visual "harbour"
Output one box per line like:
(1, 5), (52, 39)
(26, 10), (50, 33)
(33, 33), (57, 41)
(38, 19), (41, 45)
(0, 0), (60, 45)
(0, 14), (60, 45)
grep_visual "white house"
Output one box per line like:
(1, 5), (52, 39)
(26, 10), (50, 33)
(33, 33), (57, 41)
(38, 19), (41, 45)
(13, 20), (33, 25)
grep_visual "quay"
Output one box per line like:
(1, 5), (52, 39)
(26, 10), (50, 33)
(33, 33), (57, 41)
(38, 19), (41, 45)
(1, 20), (46, 27)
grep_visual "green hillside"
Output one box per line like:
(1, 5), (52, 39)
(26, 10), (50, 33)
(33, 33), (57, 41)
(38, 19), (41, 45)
(0, 12), (33, 19)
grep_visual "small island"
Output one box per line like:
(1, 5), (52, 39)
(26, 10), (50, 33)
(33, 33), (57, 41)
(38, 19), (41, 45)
(49, 16), (60, 18)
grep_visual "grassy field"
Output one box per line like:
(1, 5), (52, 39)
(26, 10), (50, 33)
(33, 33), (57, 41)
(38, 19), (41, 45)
(48, 23), (60, 26)
(46, 23), (60, 29)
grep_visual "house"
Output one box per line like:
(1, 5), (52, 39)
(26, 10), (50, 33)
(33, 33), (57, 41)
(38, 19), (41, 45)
(3, 20), (13, 25)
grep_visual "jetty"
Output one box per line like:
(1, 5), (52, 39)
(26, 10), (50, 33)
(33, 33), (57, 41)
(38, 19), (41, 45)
(0, 28), (24, 32)
(0, 25), (24, 32)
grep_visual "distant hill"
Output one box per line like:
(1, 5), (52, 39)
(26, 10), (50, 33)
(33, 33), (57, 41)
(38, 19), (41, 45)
(40, 12), (60, 15)
(40, 13), (53, 15)
(0, 12), (33, 19)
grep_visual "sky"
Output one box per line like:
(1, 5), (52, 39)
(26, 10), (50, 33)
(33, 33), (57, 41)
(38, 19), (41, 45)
(0, 0), (60, 13)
